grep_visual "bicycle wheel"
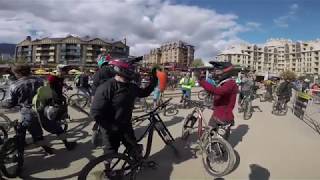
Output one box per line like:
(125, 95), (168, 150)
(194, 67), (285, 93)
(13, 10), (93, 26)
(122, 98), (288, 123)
(198, 90), (207, 100)
(163, 103), (178, 117)
(0, 114), (11, 133)
(280, 101), (288, 115)
(0, 88), (5, 101)
(78, 153), (136, 180)
(0, 126), (8, 144)
(0, 138), (23, 178)
(202, 137), (236, 177)
(68, 94), (88, 109)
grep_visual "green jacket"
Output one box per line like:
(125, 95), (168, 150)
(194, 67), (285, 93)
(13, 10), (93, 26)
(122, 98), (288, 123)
(179, 77), (195, 90)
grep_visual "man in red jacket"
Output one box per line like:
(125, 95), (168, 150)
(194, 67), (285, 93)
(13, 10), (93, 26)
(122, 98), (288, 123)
(194, 61), (238, 138)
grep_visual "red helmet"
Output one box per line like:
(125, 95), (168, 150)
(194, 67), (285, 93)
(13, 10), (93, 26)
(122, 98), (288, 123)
(109, 58), (137, 80)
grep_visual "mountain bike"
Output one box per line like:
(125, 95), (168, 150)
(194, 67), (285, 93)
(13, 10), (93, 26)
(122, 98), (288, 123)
(238, 93), (253, 120)
(181, 100), (236, 177)
(78, 98), (175, 180)
(272, 96), (288, 115)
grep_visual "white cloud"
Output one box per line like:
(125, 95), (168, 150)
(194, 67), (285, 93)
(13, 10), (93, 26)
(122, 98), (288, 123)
(0, 0), (258, 61)
(274, 3), (299, 28)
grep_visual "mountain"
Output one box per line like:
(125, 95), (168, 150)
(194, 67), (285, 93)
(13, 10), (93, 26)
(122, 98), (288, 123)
(0, 43), (16, 55)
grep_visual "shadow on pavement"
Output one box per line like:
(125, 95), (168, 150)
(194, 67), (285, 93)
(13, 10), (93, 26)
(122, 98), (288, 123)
(248, 164), (270, 180)
(21, 117), (97, 180)
(228, 124), (249, 148)
(137, 136), (198, 180)
(300, 114), (320, 135)
(252, 106), (263, 112)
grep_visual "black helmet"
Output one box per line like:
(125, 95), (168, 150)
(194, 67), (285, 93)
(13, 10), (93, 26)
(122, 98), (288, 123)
(209, 61), (236, 81)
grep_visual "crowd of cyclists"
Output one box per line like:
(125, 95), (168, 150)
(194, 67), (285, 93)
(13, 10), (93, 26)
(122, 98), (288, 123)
(0, 53), (319, 179)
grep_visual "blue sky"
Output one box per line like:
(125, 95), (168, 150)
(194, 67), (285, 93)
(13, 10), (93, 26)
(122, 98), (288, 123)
(174, 0), (320, 43)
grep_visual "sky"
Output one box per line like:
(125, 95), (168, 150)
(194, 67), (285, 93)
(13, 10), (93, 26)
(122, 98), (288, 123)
(0, 0), (319, 62)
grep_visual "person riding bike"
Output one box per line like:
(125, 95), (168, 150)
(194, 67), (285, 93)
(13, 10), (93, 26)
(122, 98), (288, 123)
(238, 69), (254, 112)
(264, 79), (275, 101)
(179, 72), (195, 102)
(0, 64), (54, 172)
(194, 61), (238, 139)
(46, 64), (77, 150)
(276, 75), (298, 106)
(90, 58), (158, 179)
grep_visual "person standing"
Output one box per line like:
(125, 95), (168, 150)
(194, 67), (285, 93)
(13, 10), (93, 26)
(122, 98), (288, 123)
(0, 64), (54, 173)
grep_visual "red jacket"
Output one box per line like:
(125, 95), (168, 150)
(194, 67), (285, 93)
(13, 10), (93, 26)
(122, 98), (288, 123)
(199, 78), (238, 123)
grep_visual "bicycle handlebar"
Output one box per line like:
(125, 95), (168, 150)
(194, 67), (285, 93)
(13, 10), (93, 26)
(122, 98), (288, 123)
(132, 97), (172, 121)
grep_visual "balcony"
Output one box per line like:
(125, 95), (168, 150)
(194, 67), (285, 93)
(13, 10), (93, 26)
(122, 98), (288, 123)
(49, 52), (55, 56)
(86, 59), (94, 62)
(66, 46), (80, 50)
(86, 53), (92, 56)
(36, 47), (42, 50)
(87, 47), (93, 50)
(48, 58), (55, 62)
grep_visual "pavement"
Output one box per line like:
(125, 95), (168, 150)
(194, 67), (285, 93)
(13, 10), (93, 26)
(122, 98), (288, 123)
(2, 87), (320, 180)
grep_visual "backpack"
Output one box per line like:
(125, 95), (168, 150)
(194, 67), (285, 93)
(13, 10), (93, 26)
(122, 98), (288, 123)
(32, 85), (54, 112)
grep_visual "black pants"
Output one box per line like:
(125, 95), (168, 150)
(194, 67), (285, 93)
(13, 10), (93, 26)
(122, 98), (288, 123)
(101, 124), (140, 158)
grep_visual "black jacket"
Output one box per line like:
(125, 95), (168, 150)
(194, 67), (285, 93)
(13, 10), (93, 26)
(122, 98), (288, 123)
(277, 81), (297, 97)
(91, 66), (114, 96)
(90, 77), (157, 130)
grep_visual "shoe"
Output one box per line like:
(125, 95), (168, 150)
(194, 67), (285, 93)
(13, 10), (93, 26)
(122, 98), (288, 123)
(42, 146), (55, 155)
(65, 141), (77, 151)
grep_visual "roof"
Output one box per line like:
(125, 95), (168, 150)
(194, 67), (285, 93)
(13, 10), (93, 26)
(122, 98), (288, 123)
(17, 35), (126, 46)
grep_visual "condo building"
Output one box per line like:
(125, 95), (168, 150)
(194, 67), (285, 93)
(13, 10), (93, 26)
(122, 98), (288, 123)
(15, 35), (129, 67)
(216, 39), (320, 76)
(143, 41), (195, 68)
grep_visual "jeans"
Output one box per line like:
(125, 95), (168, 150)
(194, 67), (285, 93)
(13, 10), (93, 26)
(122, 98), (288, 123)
(181, 88), (191, 99)
(18, 108), (45, 159)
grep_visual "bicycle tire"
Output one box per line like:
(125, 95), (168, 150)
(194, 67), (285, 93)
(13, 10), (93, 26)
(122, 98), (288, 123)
(68, 94), (88, 109)
(0, 114), (11, 133)
(0, 138), (23, 178)
(202, 137), (236, 177)
(78, 153), (136, 180)
(0, 126), (8, 144)
(163, 103), (178, 117)
(0, 88), (5, 101)
(198, 90), (207, 100)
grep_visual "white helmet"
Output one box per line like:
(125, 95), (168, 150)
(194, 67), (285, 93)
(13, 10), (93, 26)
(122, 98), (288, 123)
(304, 79), (310, 82)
